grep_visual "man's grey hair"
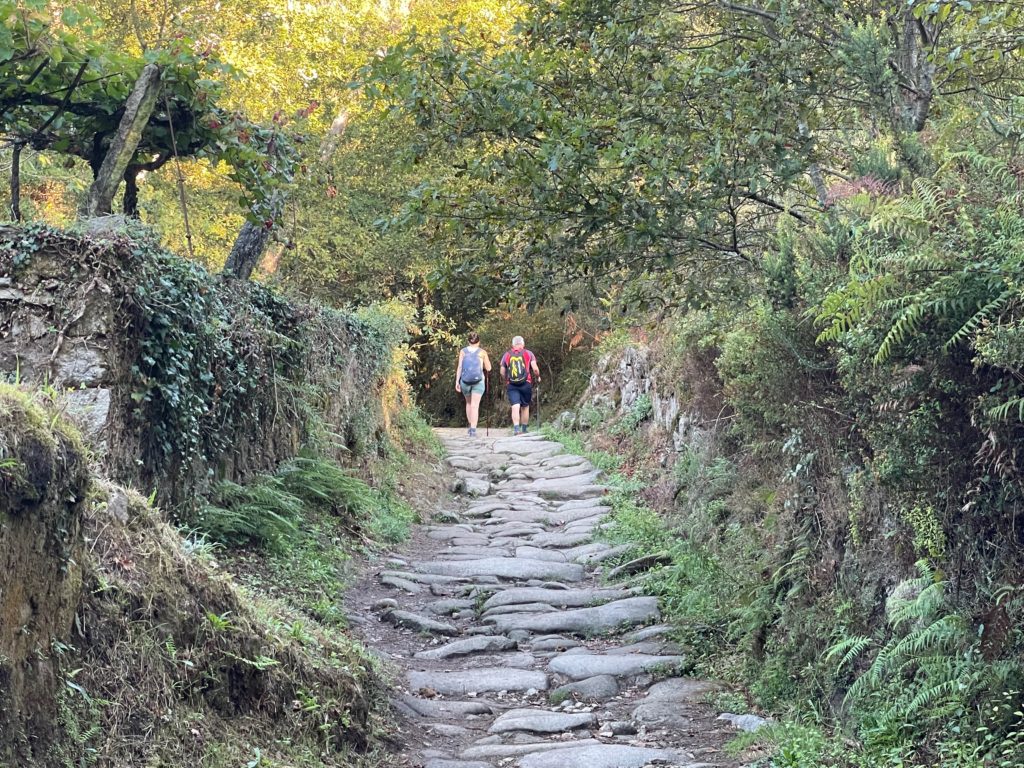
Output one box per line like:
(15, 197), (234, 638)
(512, 335), (525, 347)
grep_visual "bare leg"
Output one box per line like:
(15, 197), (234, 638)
(468, 392), (483, 428)
(510, 403), (521, 426)
(521, 405), (530, 427)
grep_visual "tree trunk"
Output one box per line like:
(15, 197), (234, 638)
(224, 113), (349, 280)
(85, 63), (162, 217)
(893, 11), (936, 134)
(10, 143), (22, 221)
(223, 220), (271, 280)
(123, 166), (140, 218)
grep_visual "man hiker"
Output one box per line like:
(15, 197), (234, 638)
(455, 332), (492, 437)
(500, 335), (541, 435)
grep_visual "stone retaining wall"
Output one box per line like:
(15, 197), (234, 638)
(0, 223), (398, 508)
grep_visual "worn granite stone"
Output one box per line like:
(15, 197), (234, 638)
(407, 668), (549, 695)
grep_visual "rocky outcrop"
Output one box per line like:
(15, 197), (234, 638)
(576, 345), (719, 454)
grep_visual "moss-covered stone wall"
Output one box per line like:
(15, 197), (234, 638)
(0, 222), (402, 510)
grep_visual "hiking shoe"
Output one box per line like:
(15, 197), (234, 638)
(468, 427), (476, 437)
(521, 425), (529, 434)
(512, 425), (521, 435)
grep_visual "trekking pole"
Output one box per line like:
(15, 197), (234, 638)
(536, 380), (541, 430)
(485, 372), (491, 437)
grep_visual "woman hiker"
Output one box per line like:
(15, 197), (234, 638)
(455, 332), (492, 437)
(500, 335), (541, 435)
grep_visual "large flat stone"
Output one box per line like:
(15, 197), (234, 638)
(547, 652), (686, 680)
(412, 558), (585, 582)
(444, 546), (509, 558)
(400, 696), (494, 717)
(486, 597), (660, 635)
(465, 500), (512, 517)
(384, 610), (459, 636)
(529, 531), (594, 548)
(641, 677), (721, 702)
(543, 455), (592, 469)
(492, 438), (564, 456)
(515, 546), (567, 562)
(446, 456), (482, 471)
(483, 602), (559, 617)
(551, 675), (619, 701)
(527, 464), (599, 480)
(520, 479), (606, 501)
(380, 574), (422, 593)
(559, 499), (610, 511)
(427, 526), (479, 540)
(408, 668), (549, 695)
(413, 635), (518, 660)
(482, 587), (633, 611)
(489, 708), (597, 734)
(425, 760), (491, 768)
(380, 570), (467, 585)
(461, 740), (599, 760)
(516, 744), (685, 768)
(629, 678), (721, 730)
(426, 598), (476, 615)
(531, 636), (581, 652)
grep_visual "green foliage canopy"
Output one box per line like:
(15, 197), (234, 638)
(1, 1), (299, 219)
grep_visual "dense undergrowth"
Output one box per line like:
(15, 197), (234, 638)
(544, 268), (1024, 767)
(0, 221), (408, 513)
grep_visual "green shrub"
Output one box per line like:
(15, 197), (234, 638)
(198, 476), (303, 550)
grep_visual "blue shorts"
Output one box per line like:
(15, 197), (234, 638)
(507, 382), (532, 406)
(461, 379), (485, 396)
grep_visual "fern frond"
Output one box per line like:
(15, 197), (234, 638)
(826, 635), (874, 672)
(987, 396), (1024, 423)
(907, 677), (963, 714)
(945, 289), (1012, 350)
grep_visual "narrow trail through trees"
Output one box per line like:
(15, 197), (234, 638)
(350, 429), (752, 768)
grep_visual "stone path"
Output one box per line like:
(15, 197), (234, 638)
(351, 429), (751, 768)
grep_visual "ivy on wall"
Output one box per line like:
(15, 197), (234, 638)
(0, 222), (404, 510)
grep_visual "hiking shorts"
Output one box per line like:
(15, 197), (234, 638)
(460, 379), (485, 396)
(507, 382), (532, 406)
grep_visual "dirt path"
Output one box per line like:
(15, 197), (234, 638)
(348, 428), (750, 768)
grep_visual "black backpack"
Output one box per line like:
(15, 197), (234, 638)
(506, 349), (529, 384)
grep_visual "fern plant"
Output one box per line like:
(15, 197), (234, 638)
(197, 475), (302, 549)
(827, 560), (1022, 759)
(816, 149), (1024, 367)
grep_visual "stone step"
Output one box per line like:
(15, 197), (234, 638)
(547, 651), (686, 680)
(413, 635), (517, 660)
(482, 586), (633, 611)
(412, 557), (585, 582)
(516, 744), (692, 768)
(488, 708), (597, 734)
(407, 667), (549, 695)
(485, 596), (660, 636)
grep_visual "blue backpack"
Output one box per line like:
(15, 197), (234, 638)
(461, 347), (484, 385)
